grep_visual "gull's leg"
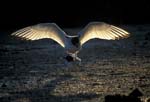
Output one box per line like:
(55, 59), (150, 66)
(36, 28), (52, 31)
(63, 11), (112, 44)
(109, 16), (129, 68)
(74, 52), (81, 62)
(66, 51), (81, 63)
(69, 53), (76, 61)
(73, 54), (76, 61)
(76, 56), (81, 62)
(76, 55), (81, 65)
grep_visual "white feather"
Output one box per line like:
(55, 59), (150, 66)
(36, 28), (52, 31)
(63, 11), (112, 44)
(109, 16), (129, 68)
(11, 23), (67, 48)
(79, 22), (130, 45)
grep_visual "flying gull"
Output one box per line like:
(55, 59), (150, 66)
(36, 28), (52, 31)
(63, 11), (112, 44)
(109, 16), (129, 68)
(11, 22), (130, 62)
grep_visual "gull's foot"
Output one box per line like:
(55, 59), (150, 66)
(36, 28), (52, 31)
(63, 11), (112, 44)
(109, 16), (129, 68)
(76, 56), (81, 62)
(75, 56), (82, 66)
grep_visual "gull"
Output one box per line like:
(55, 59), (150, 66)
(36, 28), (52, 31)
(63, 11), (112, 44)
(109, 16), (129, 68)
(11, 22), (130, 62)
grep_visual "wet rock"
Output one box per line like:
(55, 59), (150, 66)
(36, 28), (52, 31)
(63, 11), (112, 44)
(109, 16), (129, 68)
(147, 98), (150, 102)
(1, 83), (7, 88)
(142, 41), (148, 46)
(129, 88), (143, 97)
(105, 88), (143, 102)
(105, 94), (142, 102)
(145, 32), (150, 41)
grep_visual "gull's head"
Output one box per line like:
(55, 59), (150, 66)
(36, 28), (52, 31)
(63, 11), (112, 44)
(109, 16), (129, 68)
(71, 36), (80, 47)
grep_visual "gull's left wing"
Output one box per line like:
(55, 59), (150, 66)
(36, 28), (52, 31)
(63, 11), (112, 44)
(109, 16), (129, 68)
(78, 22), (130, 46)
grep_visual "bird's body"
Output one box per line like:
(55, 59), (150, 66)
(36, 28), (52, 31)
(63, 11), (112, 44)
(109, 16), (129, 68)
(65, 36), (80, 53)
(64, 36), (82, 61)
(11, 22), (130, 62)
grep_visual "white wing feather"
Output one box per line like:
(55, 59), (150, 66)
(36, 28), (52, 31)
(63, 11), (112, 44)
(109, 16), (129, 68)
(79, 22), (130, 45)
(11, 23), (67, 48)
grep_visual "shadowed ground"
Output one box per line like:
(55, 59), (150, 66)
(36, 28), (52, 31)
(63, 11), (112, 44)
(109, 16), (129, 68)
(0, 25), (150, 102)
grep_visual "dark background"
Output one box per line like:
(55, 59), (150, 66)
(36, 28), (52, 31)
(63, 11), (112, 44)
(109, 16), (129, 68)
(0, 0), (149, 31)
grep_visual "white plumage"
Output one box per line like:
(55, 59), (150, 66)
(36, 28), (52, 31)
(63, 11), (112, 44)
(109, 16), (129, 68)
(11, 22), (130, 62)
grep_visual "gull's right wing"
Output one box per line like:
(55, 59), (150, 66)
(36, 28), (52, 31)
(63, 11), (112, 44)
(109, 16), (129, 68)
(11, 23), (67, 48)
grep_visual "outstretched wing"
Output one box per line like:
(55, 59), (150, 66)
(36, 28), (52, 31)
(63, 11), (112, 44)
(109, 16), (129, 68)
(11, 23), (67, 48)
(78, 22), (130, 45)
